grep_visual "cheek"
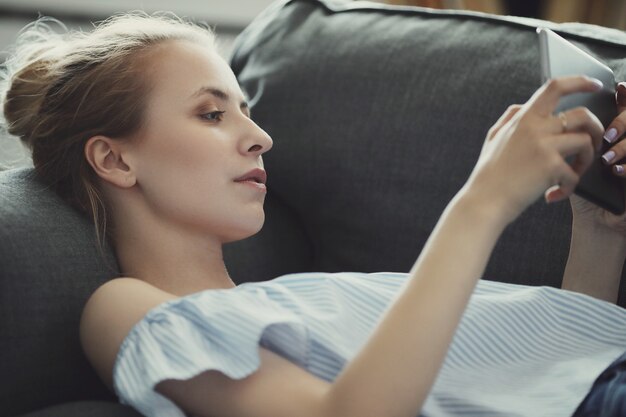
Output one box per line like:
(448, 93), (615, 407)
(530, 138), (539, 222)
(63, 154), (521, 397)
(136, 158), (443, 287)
(134, 133), (227, 216)
(131, 132), (265, 239)
(144, 170), (265, 242)
(136, 121), (222, 180)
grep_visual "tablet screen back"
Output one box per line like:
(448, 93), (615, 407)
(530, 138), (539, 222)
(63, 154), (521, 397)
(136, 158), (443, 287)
(537, 27), (624, 214)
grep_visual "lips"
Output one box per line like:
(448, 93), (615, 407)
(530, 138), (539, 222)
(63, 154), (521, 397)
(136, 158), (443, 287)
(234, 168), (267, 185)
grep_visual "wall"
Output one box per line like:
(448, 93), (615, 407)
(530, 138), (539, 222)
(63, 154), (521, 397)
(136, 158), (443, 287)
(0, 0), (278, 59)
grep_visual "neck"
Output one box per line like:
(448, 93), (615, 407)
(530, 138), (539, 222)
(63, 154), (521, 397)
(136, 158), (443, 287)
(111, 205), (236, 297)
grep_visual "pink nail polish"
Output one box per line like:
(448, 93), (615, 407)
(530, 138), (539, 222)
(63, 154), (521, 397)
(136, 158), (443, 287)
(604, 128), (618, 143)
(616, 165), (624, 175)
(603, 150), (616, 164)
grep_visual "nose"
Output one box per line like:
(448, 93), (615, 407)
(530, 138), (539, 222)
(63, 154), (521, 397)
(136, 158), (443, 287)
(241, 118), (273, 156)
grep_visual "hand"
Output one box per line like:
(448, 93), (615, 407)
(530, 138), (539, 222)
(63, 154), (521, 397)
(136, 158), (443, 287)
(463, 76), (605, 225)
(564, 193), (626, 304)
(569, 81), (626, 236)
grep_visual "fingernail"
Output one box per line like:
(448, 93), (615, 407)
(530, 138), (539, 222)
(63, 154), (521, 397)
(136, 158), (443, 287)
(615, 165), (624, 175)
(603, 150), (616, 164)
(604, 127), (618, 143)
(618, 82), (626, 106)
(590, 78), (604, 90)
(545, 190), (560, 204)
(544, 192), (553, 204)
(544, 185), (559, 204)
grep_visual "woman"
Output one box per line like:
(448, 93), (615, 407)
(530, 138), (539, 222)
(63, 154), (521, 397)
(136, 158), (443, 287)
(2, 11), (626, 417)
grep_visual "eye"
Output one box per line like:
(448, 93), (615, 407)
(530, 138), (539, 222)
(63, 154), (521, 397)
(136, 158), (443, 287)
(200, 110), (226, 122)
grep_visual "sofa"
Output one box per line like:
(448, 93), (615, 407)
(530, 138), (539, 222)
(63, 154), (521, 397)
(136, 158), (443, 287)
(3, 0), (626, 415)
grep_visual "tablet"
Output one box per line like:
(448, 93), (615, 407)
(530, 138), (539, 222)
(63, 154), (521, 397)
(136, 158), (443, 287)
(537, 27), (624, 214)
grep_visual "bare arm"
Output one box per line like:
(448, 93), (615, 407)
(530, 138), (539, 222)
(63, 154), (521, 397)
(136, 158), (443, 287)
(186, 77), (603, 417)
(323, 76), (604, 417)
(562, 81), (626, 303)
(325, 189), (507, 417)
(83, 77), (604, 417)
(562, 210), (626, 303)
(153, 188), (508, 417)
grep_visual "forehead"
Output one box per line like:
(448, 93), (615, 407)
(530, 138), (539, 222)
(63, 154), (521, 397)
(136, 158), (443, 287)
(145, 40), (245, 104)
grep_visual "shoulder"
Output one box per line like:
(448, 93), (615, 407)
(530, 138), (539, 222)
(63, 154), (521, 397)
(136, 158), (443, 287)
(80, 277), (178, 390)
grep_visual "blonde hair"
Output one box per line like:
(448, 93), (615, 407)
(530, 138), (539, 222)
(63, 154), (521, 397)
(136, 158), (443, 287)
(0, 11), (216, 249)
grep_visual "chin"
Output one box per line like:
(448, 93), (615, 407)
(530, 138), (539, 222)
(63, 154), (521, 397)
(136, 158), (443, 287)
(221, 215), (265, 244)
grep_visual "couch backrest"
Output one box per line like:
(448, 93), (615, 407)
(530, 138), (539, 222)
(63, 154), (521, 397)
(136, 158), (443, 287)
(224, 0), (626, 300)
(0, 168), (118, 415)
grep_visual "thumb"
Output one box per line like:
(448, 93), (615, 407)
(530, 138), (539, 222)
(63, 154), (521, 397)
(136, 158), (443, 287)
(617, 82), (626, 114)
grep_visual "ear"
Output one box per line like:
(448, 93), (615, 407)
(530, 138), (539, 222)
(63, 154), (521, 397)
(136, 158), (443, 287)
(84, 135), (136, 188)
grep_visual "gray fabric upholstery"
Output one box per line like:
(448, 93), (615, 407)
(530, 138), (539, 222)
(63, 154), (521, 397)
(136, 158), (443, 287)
(225, 0), (626, 299)
(2, 0), (626, 415)
(0, 169), (127, 416)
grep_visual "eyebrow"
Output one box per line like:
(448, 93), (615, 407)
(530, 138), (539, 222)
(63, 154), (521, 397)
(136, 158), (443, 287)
(190, 86), (250, 113)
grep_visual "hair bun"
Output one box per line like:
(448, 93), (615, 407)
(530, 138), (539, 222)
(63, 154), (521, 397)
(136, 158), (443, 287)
(1, 18), (66, 147)
(4, 60), (58, 147)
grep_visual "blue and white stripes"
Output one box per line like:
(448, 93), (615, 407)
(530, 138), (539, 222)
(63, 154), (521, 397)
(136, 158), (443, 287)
(113, 272), (626, 417)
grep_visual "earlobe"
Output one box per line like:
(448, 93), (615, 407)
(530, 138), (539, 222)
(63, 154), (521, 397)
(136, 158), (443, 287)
(84, 135), (136, 188)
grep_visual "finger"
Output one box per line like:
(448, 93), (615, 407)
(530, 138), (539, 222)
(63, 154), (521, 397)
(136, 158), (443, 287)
(617, 82), (626, 113)
(554, 132), (595, 176)
(559, 107), (605, 152)
(545, 133), (592, 204)
(545, 184), (563, 204)
(528, 76), (604, 116)
(604, 82), (626, 144)
(601, 137), (626, 166)
(611, 163), (626, 177)
(486, 104), (523, 142)
(555, 164), (580, 200)
(545, 164), (580, 203)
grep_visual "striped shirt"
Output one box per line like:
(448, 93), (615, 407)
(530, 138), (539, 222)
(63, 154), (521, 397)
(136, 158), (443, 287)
(113, 272), (626, 417)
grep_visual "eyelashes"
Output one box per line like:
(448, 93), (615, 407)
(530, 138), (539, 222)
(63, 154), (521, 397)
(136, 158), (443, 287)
(199, 110), (226, 122)
(198, 109), (252, 123)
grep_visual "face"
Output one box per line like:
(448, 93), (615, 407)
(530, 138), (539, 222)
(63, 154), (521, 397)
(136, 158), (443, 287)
(124, 40), (273, 243)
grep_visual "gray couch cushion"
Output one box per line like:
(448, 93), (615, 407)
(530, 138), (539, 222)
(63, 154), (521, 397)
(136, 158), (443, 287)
(225, 0), (626, 304)
(0, 168), (119, 415)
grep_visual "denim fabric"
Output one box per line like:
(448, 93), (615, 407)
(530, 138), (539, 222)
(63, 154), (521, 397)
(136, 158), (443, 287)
(572, 350), (626, 416)
(17, 402), (141, 417)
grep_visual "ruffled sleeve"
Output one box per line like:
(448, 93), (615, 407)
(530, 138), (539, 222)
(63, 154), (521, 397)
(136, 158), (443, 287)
(112, 287), (310, 417)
